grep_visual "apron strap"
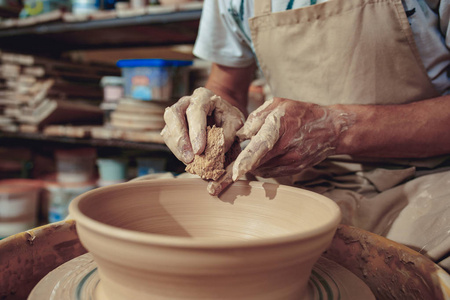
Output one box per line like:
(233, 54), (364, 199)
(254, 0), (271, 16)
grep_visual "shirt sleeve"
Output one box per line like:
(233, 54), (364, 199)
(193, 0), (256, 68)
(439, 0), (450, 49)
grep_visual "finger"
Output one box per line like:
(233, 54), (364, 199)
(236, 99), (275, 141)
(213, 95), (245, 152)
(207, 162), (235, 196)
(186, 88), (215, 154)
(163, 97), (194, 163)
(161, 125), (184, 163)
(232, 110), (282, 181)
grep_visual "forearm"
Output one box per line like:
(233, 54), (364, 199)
(205, 63), (256, 116)
(333, 95), (450, 158)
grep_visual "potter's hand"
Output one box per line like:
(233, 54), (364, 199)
(161, 87), (245, 164)
(232, 98), (354, 180)
(206, 98), (354, 196)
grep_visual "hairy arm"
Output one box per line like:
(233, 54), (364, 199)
(205, 62), (257, 116)
(333, 95), (450, 158)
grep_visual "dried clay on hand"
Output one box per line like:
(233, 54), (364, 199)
(185, 125), (240, 181)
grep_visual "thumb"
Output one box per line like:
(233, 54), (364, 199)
(233, 110), (283, 181)
(236, 99), (274, 141)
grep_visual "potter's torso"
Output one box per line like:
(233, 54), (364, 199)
(193, 0), (450, 101)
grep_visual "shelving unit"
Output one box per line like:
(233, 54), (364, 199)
(0, 9), (202, 54)
(0, 6), (202, 147)
(0, 6), (202, 174)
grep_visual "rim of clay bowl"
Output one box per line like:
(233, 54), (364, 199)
(69, 178), (341, 249)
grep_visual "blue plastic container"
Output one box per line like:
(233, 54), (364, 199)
(117, 59), (193, 101)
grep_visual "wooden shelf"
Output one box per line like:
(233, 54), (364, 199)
(0, 131), (171, 152)
(0, 130), (187, 173)
(0, 9), (201, 54)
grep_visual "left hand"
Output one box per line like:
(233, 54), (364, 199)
(161, 87), (244, 164)
(208, 98), (354, 195)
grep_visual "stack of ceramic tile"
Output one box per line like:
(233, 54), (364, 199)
(0, 51), (119, 131)
(110, 98), (165, 131)
(0, 57), (20, 131)
(91, 98), (167, 143)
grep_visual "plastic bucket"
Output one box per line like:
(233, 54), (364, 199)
(0, 179), (43, 239)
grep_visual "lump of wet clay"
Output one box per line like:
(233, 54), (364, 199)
(186, 125), (240, 181)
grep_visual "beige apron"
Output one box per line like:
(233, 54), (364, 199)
(248, 0), (450, 271)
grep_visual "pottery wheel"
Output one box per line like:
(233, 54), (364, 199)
(29, 253), (375, 300)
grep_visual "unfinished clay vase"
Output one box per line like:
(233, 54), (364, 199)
(69, 178), (341, 300)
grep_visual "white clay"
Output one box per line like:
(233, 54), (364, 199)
(69, 178), (341, 300)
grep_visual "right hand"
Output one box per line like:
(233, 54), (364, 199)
(207, 98), (355, 196)
(161, 87), (245, 164)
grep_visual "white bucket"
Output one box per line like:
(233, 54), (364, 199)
(0, 179), (43, 239)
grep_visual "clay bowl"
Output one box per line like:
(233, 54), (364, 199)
(69, 178), (341, 300)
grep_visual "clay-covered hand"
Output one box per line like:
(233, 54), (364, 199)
(231, 98), (354, 180)
(161, 87), (245, 164)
